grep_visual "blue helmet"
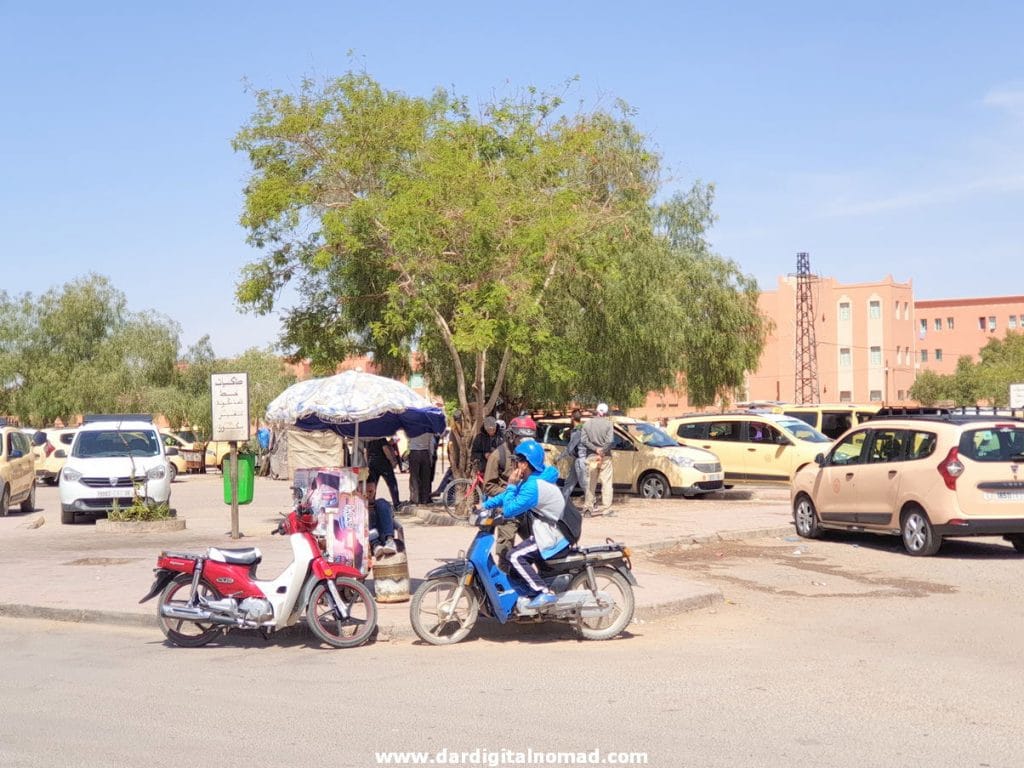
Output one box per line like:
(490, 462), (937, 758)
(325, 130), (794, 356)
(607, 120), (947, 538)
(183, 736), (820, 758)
(513, 439), (546, 472)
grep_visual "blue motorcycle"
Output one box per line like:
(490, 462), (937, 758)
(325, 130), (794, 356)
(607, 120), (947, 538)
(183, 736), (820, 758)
(409, 509), (637, 644)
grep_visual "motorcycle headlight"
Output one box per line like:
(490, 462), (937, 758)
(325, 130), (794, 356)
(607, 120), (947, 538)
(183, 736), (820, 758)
(62, 467), (82, 482)
(670, 456), (695, 469)
(147, 465), (167, 481)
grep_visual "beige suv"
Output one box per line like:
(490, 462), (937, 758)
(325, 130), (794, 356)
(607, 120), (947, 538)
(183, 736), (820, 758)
(668, 412), (832, 484)
(792, 416), (1024, 556)
(536, 416), (724, 498)
(1, 425), (37, 515)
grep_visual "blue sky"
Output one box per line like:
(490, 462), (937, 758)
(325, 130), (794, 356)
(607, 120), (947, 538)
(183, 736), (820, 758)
(2, 2), (1022, 356)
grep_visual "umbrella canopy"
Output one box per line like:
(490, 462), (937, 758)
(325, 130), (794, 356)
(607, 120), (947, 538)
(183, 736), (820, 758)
(265, 370), (446, 438)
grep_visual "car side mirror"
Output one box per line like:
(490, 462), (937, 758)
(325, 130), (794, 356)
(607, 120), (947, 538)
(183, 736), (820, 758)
(166, 447), (179, 456)
(55, 449), (67, 458)
(814, 453), (826, 466)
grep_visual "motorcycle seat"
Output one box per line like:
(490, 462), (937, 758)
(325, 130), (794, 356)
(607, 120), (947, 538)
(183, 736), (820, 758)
(207, 547), (263, 565)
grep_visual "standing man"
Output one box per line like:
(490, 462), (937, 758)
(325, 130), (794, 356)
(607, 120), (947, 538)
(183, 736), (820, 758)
(406, 430), (435, 505)
(581, 403), (615, 517)
(558, 410), (588, 502)
(365, 437), (401, 508)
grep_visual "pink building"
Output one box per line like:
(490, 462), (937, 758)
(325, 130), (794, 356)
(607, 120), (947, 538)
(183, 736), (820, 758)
(912, 296), (1024, 375)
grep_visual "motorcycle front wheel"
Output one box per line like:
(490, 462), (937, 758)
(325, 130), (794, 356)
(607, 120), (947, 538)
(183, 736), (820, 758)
(157, 573), (222, 648)
(306, 578), (378, 648)
(410, 576), (480, 645)
(569, 566), (635, 641)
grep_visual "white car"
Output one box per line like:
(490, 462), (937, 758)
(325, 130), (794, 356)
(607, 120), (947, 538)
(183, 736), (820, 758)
(60, 418), (172, 524)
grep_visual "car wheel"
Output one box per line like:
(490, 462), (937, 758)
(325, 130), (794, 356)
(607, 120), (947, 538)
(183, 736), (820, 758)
(1006, 535), (1024, 554)
(793, 493), (821, 539)
(168, 463), (178, 483)
(901, 506), (941, 556)
(0, 484), (9, 517)
(20, 483), (36, 513)
(638, 472), (669, 499)
(61, 507), (75, 524)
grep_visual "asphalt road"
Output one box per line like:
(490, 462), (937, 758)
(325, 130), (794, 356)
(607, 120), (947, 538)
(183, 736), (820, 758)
(2, 529), (1022, 768)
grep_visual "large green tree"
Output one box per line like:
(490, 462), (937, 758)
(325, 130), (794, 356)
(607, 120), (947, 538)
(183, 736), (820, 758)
(233, 73), (767, 462)
(0, 275), (180, 425)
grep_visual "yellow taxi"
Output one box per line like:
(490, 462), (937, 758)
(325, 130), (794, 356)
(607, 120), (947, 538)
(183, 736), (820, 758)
(1, 424), (37, 514)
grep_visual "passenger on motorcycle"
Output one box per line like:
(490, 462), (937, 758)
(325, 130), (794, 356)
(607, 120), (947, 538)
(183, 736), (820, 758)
(482, 439), (568, 609)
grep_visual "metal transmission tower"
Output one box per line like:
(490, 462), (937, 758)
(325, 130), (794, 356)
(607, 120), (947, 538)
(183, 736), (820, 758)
(794, 252), (820, 404)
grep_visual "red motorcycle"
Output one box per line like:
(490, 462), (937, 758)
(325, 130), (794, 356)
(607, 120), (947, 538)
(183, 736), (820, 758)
(139, 509), (377, 649)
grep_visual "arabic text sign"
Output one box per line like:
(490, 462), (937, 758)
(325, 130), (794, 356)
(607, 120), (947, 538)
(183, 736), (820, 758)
(211, 373), (250, 442)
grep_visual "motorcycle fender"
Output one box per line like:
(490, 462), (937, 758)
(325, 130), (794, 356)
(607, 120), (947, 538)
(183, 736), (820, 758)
(139, 569), (176, 604)
(617, 565), (638, 587)
(424, 559), (470, 580)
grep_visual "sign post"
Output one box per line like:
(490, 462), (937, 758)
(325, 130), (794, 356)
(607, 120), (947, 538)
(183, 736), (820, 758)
(211, 373), (250, 539)
(1011, 383), (1024, 410)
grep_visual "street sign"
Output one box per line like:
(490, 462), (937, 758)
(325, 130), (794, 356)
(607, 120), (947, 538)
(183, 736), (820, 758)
(1011, 383), (1024, 409)
(211, 373), (250, 442)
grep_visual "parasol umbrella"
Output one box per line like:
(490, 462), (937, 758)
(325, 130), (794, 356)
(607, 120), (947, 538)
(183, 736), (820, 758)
(265, 369), (446, 440)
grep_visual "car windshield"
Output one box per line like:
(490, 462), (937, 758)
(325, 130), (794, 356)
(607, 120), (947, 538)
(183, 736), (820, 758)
(74, 430), (160, 458)
(777, 419), (832, 443)
(624, 423), (679, 448)
(959, 426), (1024, 462)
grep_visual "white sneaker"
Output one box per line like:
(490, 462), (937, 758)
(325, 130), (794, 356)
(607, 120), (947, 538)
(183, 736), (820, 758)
(378, 537), (397, 556)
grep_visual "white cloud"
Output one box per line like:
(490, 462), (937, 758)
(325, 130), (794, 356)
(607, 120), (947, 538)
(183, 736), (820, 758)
(983, 84), (1024, 121)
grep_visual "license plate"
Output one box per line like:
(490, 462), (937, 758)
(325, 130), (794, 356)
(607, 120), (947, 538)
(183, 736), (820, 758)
(705, 472), (724, 482)
(95, 488), (134, 499)
(983, 491), (1024, 502)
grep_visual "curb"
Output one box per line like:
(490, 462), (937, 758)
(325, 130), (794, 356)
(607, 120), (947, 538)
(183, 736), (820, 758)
(0, 603), (155, 629)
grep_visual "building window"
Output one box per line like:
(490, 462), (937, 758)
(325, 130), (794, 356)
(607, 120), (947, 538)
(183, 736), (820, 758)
(935, 349), (943, 361)
(869, 390), (883, 402)
(989, 316), (997, 332)
(920, 349), (928, 362)
(933, 318), (942, 331)
(839, 302), (851, 321)
(919, 319), (927, 335)
(903, 302), (909, 317)
(894, 301), (901, 319)
(870, 346), (882, 366)
(947, 317), (954, 330)
(896, 348), (903, 365)
(897, 389), (905, 400)
(840, 348), (851, 368)
(979, 316), (986, 331)
(869, 300), (881, 319)
(839, 390), (852, 403)
(1010, 315), (1018, 330)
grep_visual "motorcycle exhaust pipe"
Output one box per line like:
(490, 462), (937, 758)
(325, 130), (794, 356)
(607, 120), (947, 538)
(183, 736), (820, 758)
(160, 604), (239, 626)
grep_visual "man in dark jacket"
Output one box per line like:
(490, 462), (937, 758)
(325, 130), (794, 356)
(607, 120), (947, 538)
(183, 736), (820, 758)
(471, 416), (503, 474)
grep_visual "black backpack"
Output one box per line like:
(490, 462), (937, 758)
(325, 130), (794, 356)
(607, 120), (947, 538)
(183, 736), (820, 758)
(557, 498), (583, 546)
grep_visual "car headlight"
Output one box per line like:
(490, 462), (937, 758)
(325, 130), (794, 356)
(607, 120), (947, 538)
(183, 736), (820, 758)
(147, 465), (167, 481)
(670, 456), (695, 468)
(62, 467), (82, 482)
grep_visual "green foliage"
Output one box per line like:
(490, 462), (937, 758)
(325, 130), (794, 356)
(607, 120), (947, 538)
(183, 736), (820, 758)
(108, 494), (172, 522)
(908, 369), (946, 406)
(910, 337), (1024, 407)
(233, 72), (768, 451)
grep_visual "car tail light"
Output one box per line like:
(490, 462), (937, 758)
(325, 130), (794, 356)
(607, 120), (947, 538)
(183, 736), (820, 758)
(937, 447), (964, 490)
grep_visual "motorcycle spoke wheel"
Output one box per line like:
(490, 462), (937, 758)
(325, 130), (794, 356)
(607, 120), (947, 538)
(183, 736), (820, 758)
(569, 567), (635, 641)
(410, 576), (479, 645)
(306, 578), (378, 649)
(157, 574), (221, 648)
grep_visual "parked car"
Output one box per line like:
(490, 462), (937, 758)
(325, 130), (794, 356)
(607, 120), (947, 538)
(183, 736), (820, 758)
(159, 430), (191, 481)
(59, 417), (172, 524)
(668, 412), (832, 484)
(778, 404), (881, 440)
(792, 415), (1024, 556)
(205, 440), (232, 472)
(1, 425), (36, 515)
(536, 416), (724, 498)
(33, 428), (79, 485)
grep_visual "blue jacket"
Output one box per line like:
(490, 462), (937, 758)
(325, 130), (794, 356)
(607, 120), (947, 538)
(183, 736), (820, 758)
(483, 465), (568, 558)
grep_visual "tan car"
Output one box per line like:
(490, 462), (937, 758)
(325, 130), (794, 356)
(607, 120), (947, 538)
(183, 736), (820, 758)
(778, 404), (881, 440)
(668, 412), (832, 484)
(1, 425), (37, 514)
(159, 430), (189, 481)
(536, 416), (724, 498)
(792, 416), (1024, 556)
(34, 428), (78, 485)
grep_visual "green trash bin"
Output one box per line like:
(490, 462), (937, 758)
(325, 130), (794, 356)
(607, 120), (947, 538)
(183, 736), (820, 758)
(223, 453), (255, 505)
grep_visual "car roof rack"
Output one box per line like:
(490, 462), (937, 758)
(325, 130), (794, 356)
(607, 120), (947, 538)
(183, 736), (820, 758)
(82, 414), (154, 424)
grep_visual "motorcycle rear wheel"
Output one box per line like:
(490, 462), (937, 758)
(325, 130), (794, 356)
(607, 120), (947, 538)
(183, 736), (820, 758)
(443, 478), (481, 521)
(306, 578), (378, 648)
(157, 574), (222, 648)
(569, 567), (635, 641)
(410, 576), (479, 645)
